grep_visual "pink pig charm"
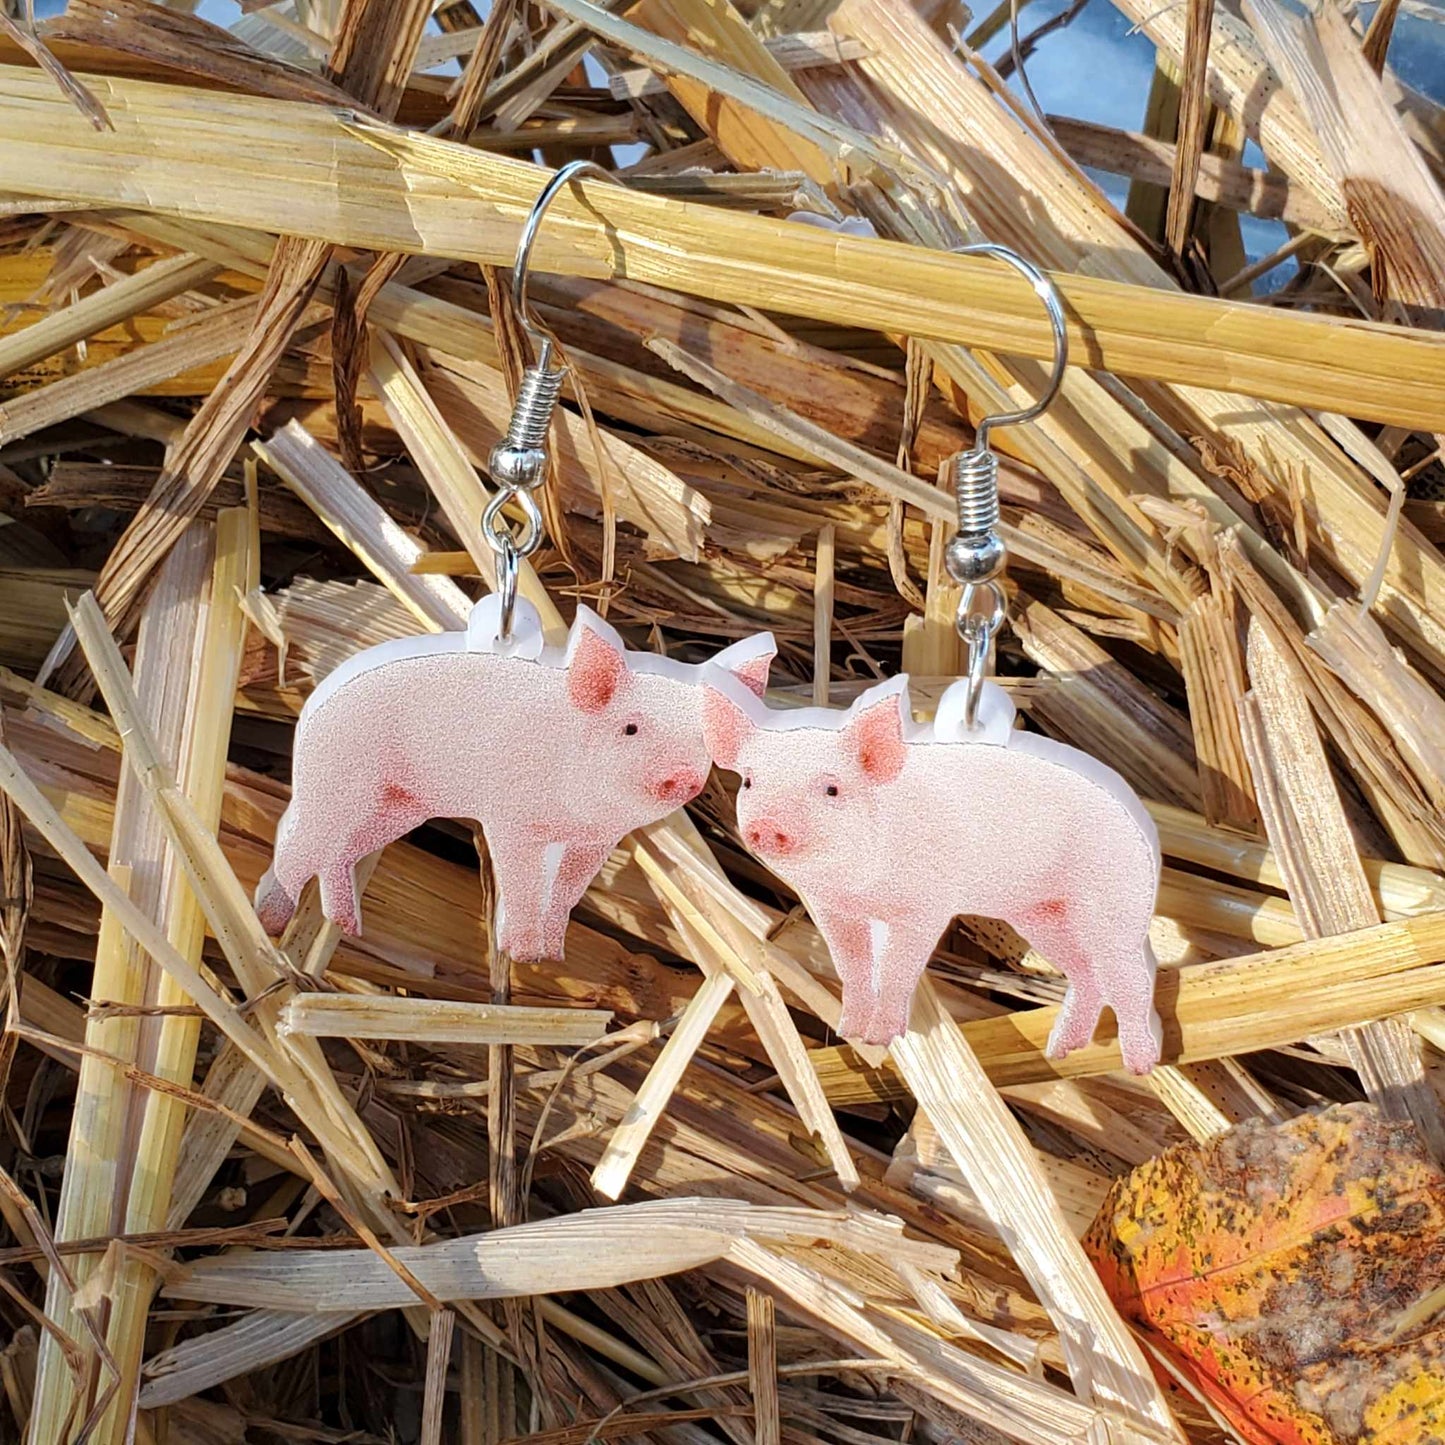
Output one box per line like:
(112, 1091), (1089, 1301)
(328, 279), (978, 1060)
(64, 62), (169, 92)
(703, 673), (1163, 1073)
(258, 595), (775, 959)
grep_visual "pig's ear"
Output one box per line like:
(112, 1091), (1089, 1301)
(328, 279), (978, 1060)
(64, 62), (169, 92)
(843, 687), (908, 784)
(711, 632), (775, 700)
(702, 686), (755, 771)
(567, 611), (628, 714)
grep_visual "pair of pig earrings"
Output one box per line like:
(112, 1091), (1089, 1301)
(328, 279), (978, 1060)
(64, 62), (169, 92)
(257, 164), (1163, 1074)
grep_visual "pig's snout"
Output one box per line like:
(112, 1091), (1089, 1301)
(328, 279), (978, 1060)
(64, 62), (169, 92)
(649, 768), (705, 805)
(745, 819), (797, 856)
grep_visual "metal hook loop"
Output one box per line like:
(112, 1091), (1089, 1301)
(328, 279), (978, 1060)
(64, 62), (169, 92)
(951, 241), (1069, 456)
(956, 580), (1006, 730)
(511, 159), (618, 368)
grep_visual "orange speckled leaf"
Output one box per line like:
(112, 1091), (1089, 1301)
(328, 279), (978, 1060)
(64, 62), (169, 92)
(1084, 1103), (1445, 1444)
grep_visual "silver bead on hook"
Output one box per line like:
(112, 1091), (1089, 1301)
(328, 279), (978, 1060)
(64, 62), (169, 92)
(487, 159), (618, 637)
(942, 241), (1068, 728)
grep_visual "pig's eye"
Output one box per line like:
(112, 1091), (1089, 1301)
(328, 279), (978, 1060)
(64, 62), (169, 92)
(742, 775), (752, 789)
(825, 784), (839, 797)
(623, 722), (639, 737)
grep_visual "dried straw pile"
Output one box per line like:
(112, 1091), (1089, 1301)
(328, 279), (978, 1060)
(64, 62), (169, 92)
(1, 0), (1444, 1441)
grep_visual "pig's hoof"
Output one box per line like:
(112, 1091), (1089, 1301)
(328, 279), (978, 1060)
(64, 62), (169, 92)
(1119, 1013), (1164, 1075)
(327, 908), (363, 937)
(839, 1006), (907, 1048)
(255, 874), (297, 935)
(257, 903), (290, 936)
(1045, 1016), (1092, 1061)
(865, 1010), (909, 1047)
(539, 917), (570, 960)
(498, 922), (553, 961)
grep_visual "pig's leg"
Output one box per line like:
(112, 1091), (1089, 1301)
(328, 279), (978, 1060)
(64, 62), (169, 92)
(813, 911), (877, 1039)
(311, 780), (431, 936)
(489, 835), (557, 961)
(319, 861), (363, 936)
(1013, 900), (1105, 1062)
(1017, 899), (1161, 1072)
(867, 918), (950, 1045)
(539, 841), (613, 958)
(1100, 938), (1162, 1075)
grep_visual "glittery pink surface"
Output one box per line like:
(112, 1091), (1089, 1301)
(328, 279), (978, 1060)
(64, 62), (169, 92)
(705, 674), (1163, 1072)
(258, 599), (774, 960)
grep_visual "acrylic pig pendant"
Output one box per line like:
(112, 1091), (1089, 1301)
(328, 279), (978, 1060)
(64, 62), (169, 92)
(703, 673), (1163, 1074)
(258, 594), (775, 959)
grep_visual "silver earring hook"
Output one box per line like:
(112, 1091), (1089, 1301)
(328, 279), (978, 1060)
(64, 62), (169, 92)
(484, 161), (618, 639)
(511, 159), (617, 371)
(942, 242), (1068, 730)
(954, 241), (1068, 455)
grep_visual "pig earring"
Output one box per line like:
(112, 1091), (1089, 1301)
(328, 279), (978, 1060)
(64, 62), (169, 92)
(704, 245), (1164, 1073)
(257, 163), (777, 957)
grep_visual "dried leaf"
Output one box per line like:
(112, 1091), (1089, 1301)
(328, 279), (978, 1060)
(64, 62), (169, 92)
(1087, 1104), (1445, 1444)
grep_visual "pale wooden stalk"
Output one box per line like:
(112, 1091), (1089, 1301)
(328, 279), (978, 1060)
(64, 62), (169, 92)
(811, 523), (835, 707)
(30, 524), (220, 1444)
(163, 1199), (950, 1308)
(1177, 591), (1259, 832)
(149, 1293), (499, 1411)
(745, 1289), (780, 1445)
(591, 971), (736, 1200)
(0, 68), (1443, 425)
(726, 1239), (1113, 1445)
(1147, 800), (1445, 917)
(420, 1308), (456, 1445)
(140, 1311), (356, 1410)
(92, 509), (253, 1444)
(459, 1332), (488, 1445)
(890, 982), (1182, 1438)
(281, 995), (613, 1046)
(630, 847), (765, 998)
(0, 299), (255, 447)
(895, 1257), (1042, 1369)
(0, 252), (220, 380)
(1164, 0), (1214, 258)
(27, 870), (140, 1443)
(902, 515), (965, 679)
(1239, 616), (1445, 1158)
(610, 30), (867, 98)
(1219, 534), (1445, 867)
(1243, 0), (1445, 315)
(253, 420), (471, 632)
(1309, 602), (1445, 817)
(892, 1111), (1109, 1243)
(637, 816), (846, 1029)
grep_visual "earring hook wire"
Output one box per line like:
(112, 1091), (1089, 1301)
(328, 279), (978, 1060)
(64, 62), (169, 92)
(951, 241), (1068, 455)
(511, 159), (618, 371)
